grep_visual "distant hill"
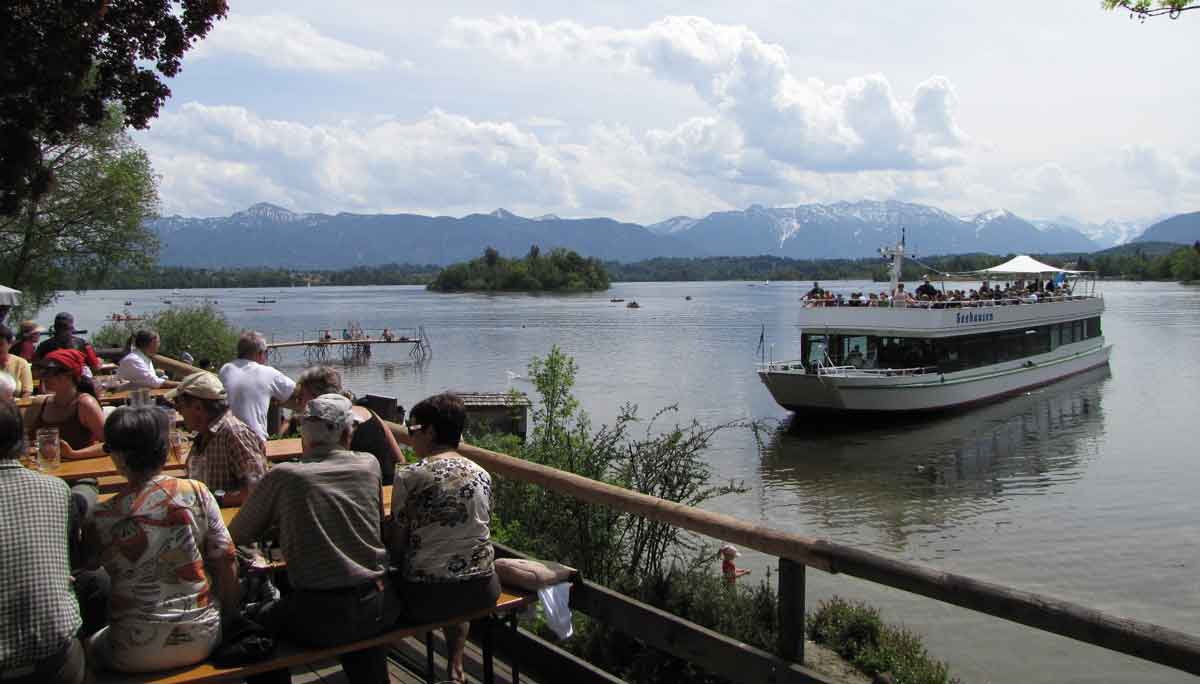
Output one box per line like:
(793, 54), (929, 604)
(150, 200), (1105, 269)
(150, 204), (696, 268)
(1092, 241), (1188, 258)
(1134, 211), (1200, 245)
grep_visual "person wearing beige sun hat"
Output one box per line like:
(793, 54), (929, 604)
(169, 371), (266, 507)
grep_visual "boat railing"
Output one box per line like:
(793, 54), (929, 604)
(802, 293), (1100, 310)
(816, 364), (939, 378)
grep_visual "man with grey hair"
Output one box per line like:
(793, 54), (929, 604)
(219, 331), (296, 441)
(231, 394), (398, 684)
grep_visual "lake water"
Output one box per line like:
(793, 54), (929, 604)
(51, 280), (1200, 683)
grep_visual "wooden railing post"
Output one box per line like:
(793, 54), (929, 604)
(778, 558), (806, 664)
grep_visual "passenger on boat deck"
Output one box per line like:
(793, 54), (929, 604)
(915, 275), (938, 299)
(116, 330), (179, 390)
(231, 394), (400, 684)
(280, 365), (406, 484)
(27, 350), (105, 460)
(0, 400), (89, 684)
(82, 406), (239, 674)
(219, 331), (296, 441)
(33, 313), (102, 375)
(168, 371), (267, 507)
(387, 392), (499, 684)
(804, 281), (825, 299)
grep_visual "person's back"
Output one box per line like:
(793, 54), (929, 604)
(237, 449), (386, 590)
(219, 332), (295, 441)
(0, 401), (85, 684)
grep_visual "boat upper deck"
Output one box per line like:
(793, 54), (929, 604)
(794, 293), (1104, 337)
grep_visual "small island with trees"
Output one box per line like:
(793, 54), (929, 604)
(427, 245), (610, 292)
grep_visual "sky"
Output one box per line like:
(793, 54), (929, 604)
(136, 1), (1200, 227)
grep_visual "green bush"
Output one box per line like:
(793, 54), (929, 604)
(91, 303), (239, 369)
(810, 597), (959, 684)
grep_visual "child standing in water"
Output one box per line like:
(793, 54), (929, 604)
(720, 544), (751, 584)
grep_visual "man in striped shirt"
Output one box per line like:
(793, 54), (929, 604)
(230, 394), (398, 684)
(168, 371), (267, 506)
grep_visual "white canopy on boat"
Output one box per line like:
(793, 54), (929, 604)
(979, 255), (1067, 274)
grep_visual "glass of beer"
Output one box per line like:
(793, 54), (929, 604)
(36, 428), (60, 473)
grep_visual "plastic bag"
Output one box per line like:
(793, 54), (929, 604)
(538, 582), (573, 640)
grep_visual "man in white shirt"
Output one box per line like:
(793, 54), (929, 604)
(116, 330), (178, 389)
(219, 332), (296, 441)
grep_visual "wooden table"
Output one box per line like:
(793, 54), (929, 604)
(29, 437), (303, 482)
(16, 386), (173, 409)
(99, 484), (394, 526)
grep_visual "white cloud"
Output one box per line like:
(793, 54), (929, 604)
(192, 14), (400, 73)
(1121, 143), (1186, 193)
(445, 15), (969, 173)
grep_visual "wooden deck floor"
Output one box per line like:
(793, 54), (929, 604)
(294, 633), (533, 684)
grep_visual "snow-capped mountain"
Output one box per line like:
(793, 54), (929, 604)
(647, 216), (700, 235)
(669, 201), (1098, 258)
(1032, 216), (1151, 249)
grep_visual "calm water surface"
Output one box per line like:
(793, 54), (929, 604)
(53, 280), (1200, 683)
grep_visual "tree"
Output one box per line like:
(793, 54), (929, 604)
(1103, 0), (1200, 20)
(0, 107), (159, 315)
(1, 1), (227, 215)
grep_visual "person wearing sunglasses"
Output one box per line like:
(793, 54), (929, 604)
(388, 392), (498, 683)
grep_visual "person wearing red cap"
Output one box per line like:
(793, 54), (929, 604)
(27, 349), (104, 460)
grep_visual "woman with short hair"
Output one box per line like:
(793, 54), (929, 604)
(84, 406), (239, 673)
(388, 392), (497, 683)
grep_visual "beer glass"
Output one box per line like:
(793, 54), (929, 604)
(36, 428), (60, 473)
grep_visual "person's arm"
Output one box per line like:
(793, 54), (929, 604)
(17, 359), (32, 398)
(223, 427), (267, 506)
(270, 369), (296, 403)
(227, 470), (278, 546)
(197, 483), (242, 621)
(82, 343), (102, 371)
(383, 418), (413, 447)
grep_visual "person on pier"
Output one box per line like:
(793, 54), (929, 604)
(168, 371), (267, 507)
(388, 393), (498, 684)
(231, 394), (400, 684)
(219, 332), (296, 441)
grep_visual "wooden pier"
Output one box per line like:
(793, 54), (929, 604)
(266, 325), (432, 364)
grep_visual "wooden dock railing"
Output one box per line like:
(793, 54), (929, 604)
(148, 353), (1200, 681)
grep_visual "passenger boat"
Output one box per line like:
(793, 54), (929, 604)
(756, 237), (1111, 414)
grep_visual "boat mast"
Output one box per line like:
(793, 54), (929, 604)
(880, 227), (905, 295)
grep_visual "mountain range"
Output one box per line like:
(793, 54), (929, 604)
(148, 201), (1191, 269)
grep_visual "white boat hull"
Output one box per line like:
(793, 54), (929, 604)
(758, 342), (1111, 414)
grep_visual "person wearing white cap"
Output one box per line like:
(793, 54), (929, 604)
(167, 371), (266, 507)
(719, 544), (751, 584)
(229, 394), (399, 684)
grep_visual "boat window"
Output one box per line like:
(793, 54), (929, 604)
(801, 334), (829, 369)
(842, 335), (869, 368)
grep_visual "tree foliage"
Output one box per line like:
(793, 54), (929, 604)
(0, 0), (227, 214)
(1103, 0), (1200, 19)
(0, 107), (158, 316)
(82, 262), (441, 290)
(428, 246), (610, 292)
(92, 303), (239, 369)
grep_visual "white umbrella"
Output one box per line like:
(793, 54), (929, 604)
(0, 285), (19, 307)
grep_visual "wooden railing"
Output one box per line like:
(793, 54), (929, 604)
(148, 353), (1200, 681)
(457, 442), (1200, 680)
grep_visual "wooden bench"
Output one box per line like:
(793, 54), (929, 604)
(95, 588), (535, 684)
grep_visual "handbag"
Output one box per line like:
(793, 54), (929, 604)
(211, 613), (276, 666)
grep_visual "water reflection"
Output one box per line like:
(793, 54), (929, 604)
(759, 366), (1111, 552)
